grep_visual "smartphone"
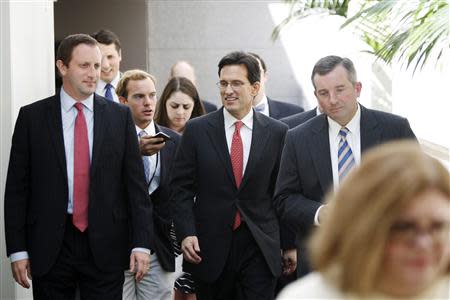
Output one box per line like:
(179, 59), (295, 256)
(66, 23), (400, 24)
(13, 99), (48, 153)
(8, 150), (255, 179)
(153, 131), (171, 142)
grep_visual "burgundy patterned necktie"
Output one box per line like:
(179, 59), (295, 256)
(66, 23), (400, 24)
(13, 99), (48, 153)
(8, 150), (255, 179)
(73, 102), (90, 231)
(231, 121), (243, 230)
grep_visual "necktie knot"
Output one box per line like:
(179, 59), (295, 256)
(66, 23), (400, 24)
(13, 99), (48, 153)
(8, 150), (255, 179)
(75, 102), (84, 112)
(105, 83), (114, 101)
(234, 121), (243, 132)
(138, 130), (147, 138)
(339, 127), (349, 138)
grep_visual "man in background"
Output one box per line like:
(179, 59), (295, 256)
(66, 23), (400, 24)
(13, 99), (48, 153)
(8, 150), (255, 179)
(117, 69), (181, 299)
(249, 53), (304, 119)
(170, 60), (218, 113)
(92, 29), (122, 102)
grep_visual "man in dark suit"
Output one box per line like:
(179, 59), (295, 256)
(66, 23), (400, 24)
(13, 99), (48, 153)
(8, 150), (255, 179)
(249, 53), (304, 119)
(280, 107), (320, 129)
(274, 55), (417, 277)
(170, 60), (218, 113)
(117, 69), (181, 299)
(171, 51), (288, 299)
(92, 29), (123, 103)
(4, 34), (153, 299)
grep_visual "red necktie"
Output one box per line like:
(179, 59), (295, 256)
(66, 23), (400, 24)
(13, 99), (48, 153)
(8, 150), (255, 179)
(231, 121), (243, 230)
(73, 102), (90, 232)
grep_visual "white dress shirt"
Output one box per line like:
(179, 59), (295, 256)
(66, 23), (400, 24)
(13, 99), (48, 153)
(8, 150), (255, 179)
(314, 104), (361, 225)
(223, 108), (253, 175)
(136, 121), (161, 194)
(96, 72), (120, 103)
(253, 95), (269, 116)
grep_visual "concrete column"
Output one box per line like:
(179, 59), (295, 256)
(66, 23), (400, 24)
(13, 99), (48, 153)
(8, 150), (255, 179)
(0, 1), (55, 299)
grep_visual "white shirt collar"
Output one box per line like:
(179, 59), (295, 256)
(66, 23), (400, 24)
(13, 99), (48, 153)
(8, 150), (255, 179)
(223, 108), (253, 131)
(60, 87), (94, 112)
(327, 103), (360, 138)
(135, 120), (156, 136)
(254, 95), (268, 109)
(97, 72), (121, 91)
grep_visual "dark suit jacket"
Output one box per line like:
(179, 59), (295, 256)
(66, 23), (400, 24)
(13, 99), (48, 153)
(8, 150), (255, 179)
(150, 125), (180, 272)
(171, 108), (288, 282)
(4, 93), (153, 277)
(280, 108), (318, 129)
(274, 105), (417, 276)
(268, 98), (304, 120)
(201, 100), (218, 113)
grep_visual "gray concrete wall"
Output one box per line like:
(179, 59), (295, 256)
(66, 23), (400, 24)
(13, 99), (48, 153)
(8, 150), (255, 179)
(54, 0), (148, 72)
(147, 0), (307, 108)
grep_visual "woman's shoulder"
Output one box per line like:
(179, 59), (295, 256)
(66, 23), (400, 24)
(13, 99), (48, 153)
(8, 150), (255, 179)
(277, 272), (343, 299)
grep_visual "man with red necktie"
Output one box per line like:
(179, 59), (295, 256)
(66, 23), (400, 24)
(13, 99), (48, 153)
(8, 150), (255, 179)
(4, 33), (153, 299)
(171, 51), (288, 300)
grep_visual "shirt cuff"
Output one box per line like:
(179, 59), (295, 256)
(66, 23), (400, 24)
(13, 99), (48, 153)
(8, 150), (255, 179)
(314, 205), (325, 226)
(131, 247), (151, 255)
(10, 251), (29, 263)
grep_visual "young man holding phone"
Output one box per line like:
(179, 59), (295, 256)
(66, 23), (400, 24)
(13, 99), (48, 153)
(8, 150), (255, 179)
(117, 69), (180, 299)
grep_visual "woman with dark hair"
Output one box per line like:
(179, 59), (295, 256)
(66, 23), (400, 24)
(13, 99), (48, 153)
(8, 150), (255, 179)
(155, 76), (205, 300)
(155, 76), (205, 134)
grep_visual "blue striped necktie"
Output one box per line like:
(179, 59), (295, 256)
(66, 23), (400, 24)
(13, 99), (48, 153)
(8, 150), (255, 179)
(338, 127), (355, 182)
(138, 130), (150, 184)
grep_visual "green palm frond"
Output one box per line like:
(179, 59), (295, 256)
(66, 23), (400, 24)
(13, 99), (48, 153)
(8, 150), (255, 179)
(271, 0), (350, 40)
(272, 0), (450, 73)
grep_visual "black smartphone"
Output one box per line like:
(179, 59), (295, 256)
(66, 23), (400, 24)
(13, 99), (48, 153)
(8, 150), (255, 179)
(153, 131), (171, 142)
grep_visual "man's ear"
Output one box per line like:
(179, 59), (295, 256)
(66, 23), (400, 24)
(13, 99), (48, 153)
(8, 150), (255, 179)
(56, 60), (67, 77)
(119, 95), (127, 104)
(251, 81), (261, 97)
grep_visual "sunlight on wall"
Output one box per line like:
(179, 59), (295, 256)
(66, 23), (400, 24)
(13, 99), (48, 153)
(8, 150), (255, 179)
(268, 2), (449, 162)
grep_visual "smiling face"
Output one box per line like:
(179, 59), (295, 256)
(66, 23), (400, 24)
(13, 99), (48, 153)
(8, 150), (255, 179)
(119, 78), (157, 129)
(219, 64), (259, 120)
(313, 65), (361, 126)
(56, 43), (101, 101)
(165, 91), (195, 133)
(379, 188), (450, 297)
(98, 43), (121, 83)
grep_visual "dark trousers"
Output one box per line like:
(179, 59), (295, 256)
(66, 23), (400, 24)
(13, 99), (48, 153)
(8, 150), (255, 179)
(195, 223), (276, 300)
(32, 216), (124, 300)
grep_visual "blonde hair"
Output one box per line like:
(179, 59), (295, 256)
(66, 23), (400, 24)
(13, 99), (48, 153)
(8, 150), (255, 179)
(310, 140), (450, 295)
(116, 69), (156, 99)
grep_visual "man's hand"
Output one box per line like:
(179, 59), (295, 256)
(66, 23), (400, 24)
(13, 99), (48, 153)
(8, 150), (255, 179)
(281, 249), (297, 275)
(11, 259), (32, 288)
(181, 236), (202, 264)
(139, 135), (165, 156)
(129, 251), (150, 282)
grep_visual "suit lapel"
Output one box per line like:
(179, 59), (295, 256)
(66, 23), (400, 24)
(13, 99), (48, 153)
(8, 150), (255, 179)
(206, 109), (235, 186)
(155, 125), (169, 185)
(267, 98), (280, 119)
(46, 94), (68, 181)
(239, 112), (270, 189)
(90, 95), (107, 176)
(360, 105), (382, 152)
(309, 115), (333, 193)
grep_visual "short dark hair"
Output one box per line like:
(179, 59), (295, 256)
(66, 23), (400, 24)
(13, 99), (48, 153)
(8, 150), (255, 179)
(311, 55), (357, 89)
(91, 29), (121, 53)
(218, 51), (261, 84)
(56, 33), (98, 66)
(248, 52), (267, 73)
(154, 77), (205, 129)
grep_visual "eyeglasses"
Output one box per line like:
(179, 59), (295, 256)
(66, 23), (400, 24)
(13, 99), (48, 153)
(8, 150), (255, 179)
(216, 80), (248, 91)
(389, 220), (450, 244)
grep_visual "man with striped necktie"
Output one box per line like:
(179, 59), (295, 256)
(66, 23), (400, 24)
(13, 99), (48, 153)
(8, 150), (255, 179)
(274, 55), (417, 278)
